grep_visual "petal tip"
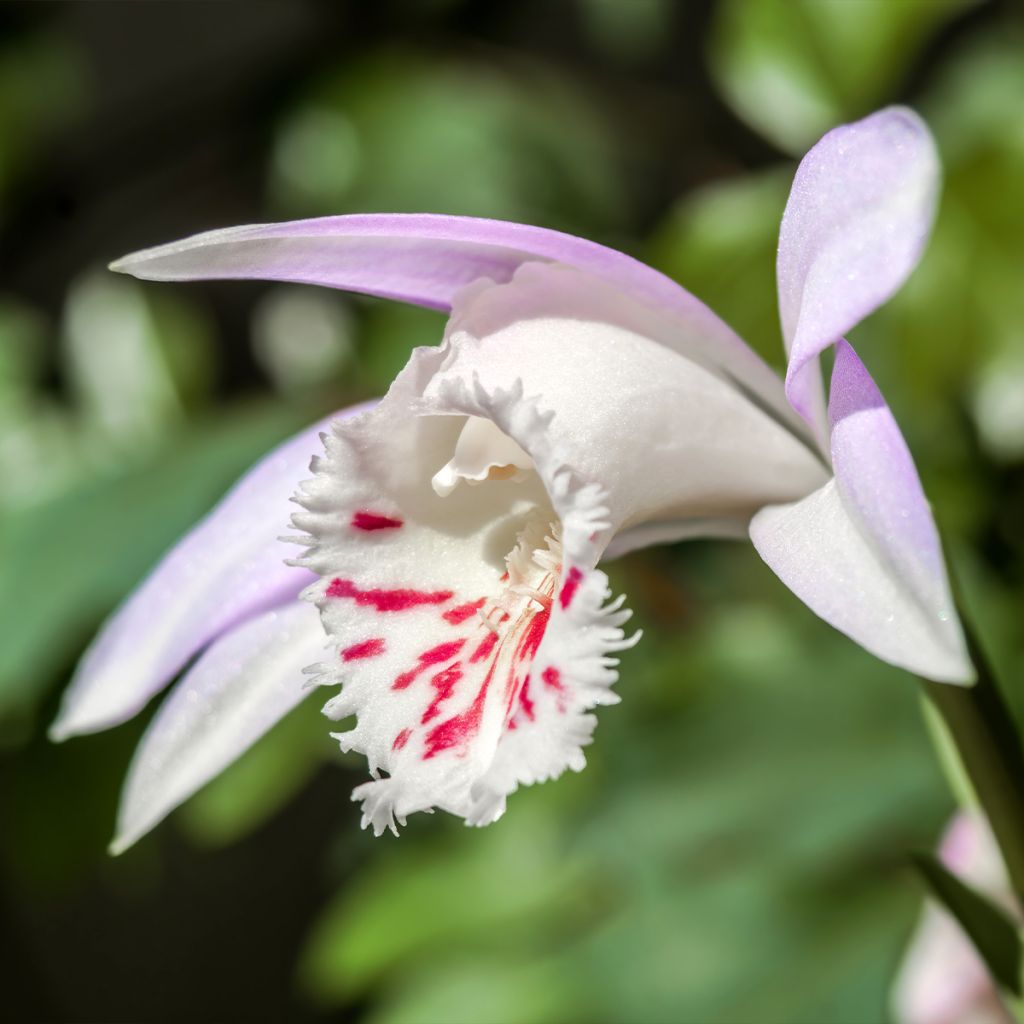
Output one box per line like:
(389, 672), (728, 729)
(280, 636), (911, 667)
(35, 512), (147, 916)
(47, 708), (73, 742)
(108, 250), (157, 279)
(107, 832), (133, 857)
(926, 651), (977, 688)
(47, 722), (71, 744)
(46, 700), (122, 744)
(47, 705), (96, 743)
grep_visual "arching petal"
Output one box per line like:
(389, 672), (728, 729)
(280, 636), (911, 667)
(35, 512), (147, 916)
(436, 263), (827, 537)
(110, 212), (797, 436)
(50, 406), (370, 741)
(111, 600), (325, 854)
(750, 342), (971, 684)
(778, 107), (939, 433)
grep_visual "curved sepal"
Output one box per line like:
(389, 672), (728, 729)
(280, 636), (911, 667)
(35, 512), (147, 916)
(750, 342), (971, 684)
(110, 213), (790, 425)
(49, 412), (365, 740)
(111, 600), (325, 854)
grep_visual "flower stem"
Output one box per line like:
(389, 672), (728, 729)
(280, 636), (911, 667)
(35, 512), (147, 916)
(920, 617), (1024, 906)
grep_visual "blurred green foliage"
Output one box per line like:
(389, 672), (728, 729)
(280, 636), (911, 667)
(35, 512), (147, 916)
(0, 31), (89, 202)
(709, 0), (976, 154)
(3, 2), (1024, 1022)
(268, 50), (626, 233)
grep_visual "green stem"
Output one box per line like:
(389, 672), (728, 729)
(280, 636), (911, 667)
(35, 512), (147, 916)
(920, 616), (1024, 907)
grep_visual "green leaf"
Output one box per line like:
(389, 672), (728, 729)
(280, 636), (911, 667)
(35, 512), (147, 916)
(298, 798), (599, 1005)
(709, 0), (975, 154)
(913, 851), (1023, 996)
(367, 957), (572, 1024)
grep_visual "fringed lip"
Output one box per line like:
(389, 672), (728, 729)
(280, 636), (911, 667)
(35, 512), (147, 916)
(293, 368), (635, 833)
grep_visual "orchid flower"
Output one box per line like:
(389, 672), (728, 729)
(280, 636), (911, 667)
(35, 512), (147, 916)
(893, 813), (1015, 1024)
(51, 106), (971, 848)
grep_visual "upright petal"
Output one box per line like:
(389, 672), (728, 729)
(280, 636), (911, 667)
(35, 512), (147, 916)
(110, 212), (798, 437)
(111, 600), (325, 854)
(750, 342), (971, 684)
(777, 107), (939, 431)
(49, 407), (369, 741)
(436, 263), (827, 536)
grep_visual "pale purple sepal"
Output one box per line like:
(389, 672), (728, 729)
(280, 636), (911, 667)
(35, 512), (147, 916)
(50, 405), (370, 741)
(110, 599), (326, 854)
(750, 342), (972, 683)
(110, 213), (791, 425)
(777, 107), (939, 432)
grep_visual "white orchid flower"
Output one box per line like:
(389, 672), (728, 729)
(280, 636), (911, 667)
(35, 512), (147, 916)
(51, 106), (971, 847)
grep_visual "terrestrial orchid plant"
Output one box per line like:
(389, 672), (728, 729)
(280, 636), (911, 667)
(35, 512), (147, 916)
(50, 107), (1024, 1008)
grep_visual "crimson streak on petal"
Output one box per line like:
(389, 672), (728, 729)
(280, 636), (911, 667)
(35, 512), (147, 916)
(423, 662), (495, 760)
(442, 598), (486, 625)
(351, 511), (404, 532)
(518, 674), (536, 721)
(326, 578), (455, 612)
(392, 639), (467, 691)
(341, 637), (386, 661)
(559, 567), (583, 609)
(470, 630), (499, 663)
(422, 663), (464, 724)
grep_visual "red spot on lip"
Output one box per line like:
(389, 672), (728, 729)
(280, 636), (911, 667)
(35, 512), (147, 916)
(392, 728), (412, 751)
(352, 511), (403, 531)
(470, 630), (499, 663)
(327, 578), (454, 612)
(559, 567), (583, 609)
(518, 674), (536, 721)
(443, 598), (486, 625)
(392, 639), (466, 690)
(423, 661), (494, 760)
(542, 666), (564, 692)
(418, 575), (561, 758)
(422, 662), (463, 723)
(341, 637), (385, 661)
(516, 606), (550, 662)
(542, 665), (567, 712)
